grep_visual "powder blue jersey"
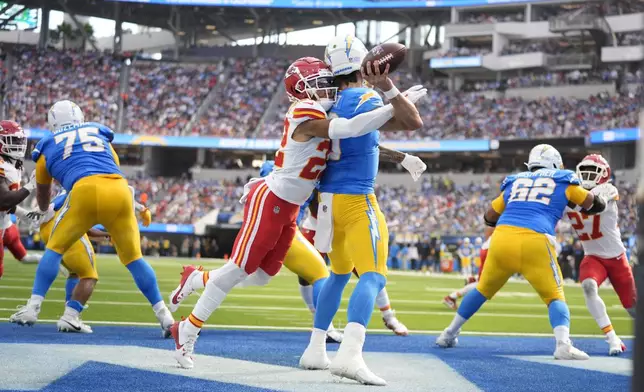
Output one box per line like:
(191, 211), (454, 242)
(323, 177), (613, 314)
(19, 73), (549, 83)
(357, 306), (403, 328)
(32, 122), (122, 191)
(496, 169), (583, 235)
(319, 87), (383, 195)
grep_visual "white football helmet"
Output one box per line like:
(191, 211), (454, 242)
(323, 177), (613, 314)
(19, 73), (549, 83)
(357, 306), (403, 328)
(324, 35), (369, 76)
(525, 144), (563, 171)
(475, 237), (483, 245)
(47, 100), (84, 131)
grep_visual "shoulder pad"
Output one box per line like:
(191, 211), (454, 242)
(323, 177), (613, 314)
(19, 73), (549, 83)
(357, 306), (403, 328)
(32, 138), (47, 162)
(289, 100), (327, 121)
(559, 169), (581, 185)
(500, 175), (515, 191)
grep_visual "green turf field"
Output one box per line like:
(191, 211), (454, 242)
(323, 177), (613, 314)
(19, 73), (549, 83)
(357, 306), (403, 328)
(0, 256), (634, 336)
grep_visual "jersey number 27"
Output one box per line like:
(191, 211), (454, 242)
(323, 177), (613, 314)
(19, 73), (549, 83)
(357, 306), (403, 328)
(567, 212), (603, 241)
(54, 127), (105, 160)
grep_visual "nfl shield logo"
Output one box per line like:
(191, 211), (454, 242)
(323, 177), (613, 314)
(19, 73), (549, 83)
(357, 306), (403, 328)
(273, 206), (280, 214)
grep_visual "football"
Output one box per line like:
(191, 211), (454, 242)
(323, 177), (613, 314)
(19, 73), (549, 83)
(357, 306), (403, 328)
(362, 42), (407, 75)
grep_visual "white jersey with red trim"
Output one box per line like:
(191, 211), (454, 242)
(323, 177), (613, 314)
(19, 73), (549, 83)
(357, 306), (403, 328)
(264, 100), (330, 206)
(481, 238), (490, 251)
(0, 158), (22, 230)
(563, 184), (625, 258)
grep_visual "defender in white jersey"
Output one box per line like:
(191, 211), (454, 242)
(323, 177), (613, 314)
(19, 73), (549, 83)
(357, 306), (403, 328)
(169, 57), (426, 369)
(565, 154), (636, 355)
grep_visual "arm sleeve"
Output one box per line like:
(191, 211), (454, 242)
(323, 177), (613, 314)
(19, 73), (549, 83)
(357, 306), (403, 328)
(35, 155), (52, 185)
(110, 145), (120, 167)
(491, 192), (506, 214)
(565, 185), (589, 206)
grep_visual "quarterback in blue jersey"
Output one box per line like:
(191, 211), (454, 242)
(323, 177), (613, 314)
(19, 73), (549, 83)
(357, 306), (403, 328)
(9, 100), (173, 336)
(300, 35), (427, 386)
(437, 144), (608, 360)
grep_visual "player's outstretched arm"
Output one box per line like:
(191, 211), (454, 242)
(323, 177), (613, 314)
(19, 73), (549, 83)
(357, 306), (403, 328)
(294, 104), (396, 141)
(566, 185), (607, 215)
(360, 62), (424, 132)
(0, 181), (30, 210)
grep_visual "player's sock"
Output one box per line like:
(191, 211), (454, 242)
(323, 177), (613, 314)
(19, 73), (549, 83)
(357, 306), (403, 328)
(311, 277), (327, 310)
(189, 270), (208, 290)
(445, 289), (487, 334)
(548, 300), (571, 342)
(581, 279), (616, 340)
(126, 258), (163, 305)
(346, 272), (386, 326)
(299, 283), (315, 312)
(457, 282), (478, 298)
(313, 271), (351, 330)
(185, 262), (247, 335)
(65, 277), (80, 302)
(375, 287), (391, 314)
(29, 294), (44, 307)
(66, 300), (85, 316)
(32, 249), (63, 298)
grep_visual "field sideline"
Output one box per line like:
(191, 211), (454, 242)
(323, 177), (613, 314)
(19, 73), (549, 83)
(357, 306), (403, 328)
(0, 255), (634, 337)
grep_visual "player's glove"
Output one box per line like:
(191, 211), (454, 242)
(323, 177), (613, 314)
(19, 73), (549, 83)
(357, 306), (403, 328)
(401, 154), (427, 182)
(591, 183), (619, 201)
(138, 207), (152, 227)
(22, 170), (37, 193)
(402, 85), (428, 104)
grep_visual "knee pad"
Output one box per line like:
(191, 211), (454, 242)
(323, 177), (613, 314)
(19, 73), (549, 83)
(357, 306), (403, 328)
(581, 278), (598, 297)
(212, 261), (249, 292)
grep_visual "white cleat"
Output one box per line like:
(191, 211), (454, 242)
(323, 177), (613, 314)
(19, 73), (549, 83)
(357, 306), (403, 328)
(383, 312), (409, 336)
(155, 306), (175, 338)
(329, 352), (387, 386)
(9, 302), (41, 326)
(171, 321), (198, 369)
(299, 343), (330, 370)
(608, 339), (627, 356)
(57, 314), (93, 333)
(326, 327), (344, 344)
(436, 328), (460, 348)
(168, 265), (203, 313)
(20, 254), (42, 264)
(554, 341), (590, 360)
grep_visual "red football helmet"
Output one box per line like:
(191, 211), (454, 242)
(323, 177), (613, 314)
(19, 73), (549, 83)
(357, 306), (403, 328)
(284, 57), (336, 110)
(0, 120), (26, 160)
(576, 154), (611, 190)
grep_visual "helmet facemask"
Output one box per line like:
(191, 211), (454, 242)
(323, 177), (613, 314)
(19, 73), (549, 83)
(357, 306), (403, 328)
(290, 67), (337, 111)
(576, 163), (608, 190)
(0, 133), (26, 160)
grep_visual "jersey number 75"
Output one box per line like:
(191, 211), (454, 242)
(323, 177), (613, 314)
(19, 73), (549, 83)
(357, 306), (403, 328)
(54, 127), (105, 160)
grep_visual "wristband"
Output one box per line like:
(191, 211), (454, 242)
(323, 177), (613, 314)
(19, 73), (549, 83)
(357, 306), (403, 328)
(383, 86), (400, 100)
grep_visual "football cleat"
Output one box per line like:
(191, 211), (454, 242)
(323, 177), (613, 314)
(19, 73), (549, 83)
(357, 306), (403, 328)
(168, 265), (203, 313)
(9, 302), (41, 326)
(382, 312), (408, 336)
(554, 341), (590, 360)
(326, 325), (343, 344)
(20, 254), (42, 264)
(436, 328), (460, 348)
(57, 314), (93, 333)
(329, 350), (386, 386)
(155, 306), (175, 338)
(442, 296), (457, 310)
(171, 320), (198, 369)
(608, 339), (627, 356)
(299, 343), (330, 370)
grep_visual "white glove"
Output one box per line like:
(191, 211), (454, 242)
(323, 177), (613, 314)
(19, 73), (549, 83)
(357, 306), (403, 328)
(401, 154), (427, 182)
(402, 85), (428, 104)
(22, 170), (37, 193)
(591, 183), (619, 201)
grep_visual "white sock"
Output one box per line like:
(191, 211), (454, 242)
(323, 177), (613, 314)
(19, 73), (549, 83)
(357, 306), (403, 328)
(29, 295), (44, 307)
(375, 288), (391, 311)
(191, 270), (207, 290)
(299, 284), (315, 312)
(64, 306), (79, 318)
(187, 280), (227, 333)
(310, 328), (327, 347)
(339, 322), (366, 355)
(553, 325), (570, 344)
(381, 309), (394, 319)
(460, 282), (478, 298)
(582, 279), (614, 336)
(446, 314), (466, 334)
(152, 301), (167, 314)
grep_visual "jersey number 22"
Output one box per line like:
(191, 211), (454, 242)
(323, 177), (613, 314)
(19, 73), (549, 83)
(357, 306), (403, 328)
(54, 128), (105, 160)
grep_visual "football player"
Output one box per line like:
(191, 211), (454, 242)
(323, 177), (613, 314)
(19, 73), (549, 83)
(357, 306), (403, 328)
(457, 237), (475, 277)
(0, 120), (39, 279)
(300, 35), (426, 386)
(9, 100), (174, 336)
(443, 228), (493, 310)
(437, 144), (607, 360)
(565, 154), (636, 355)
(4, 222), (42, 264)
(168, 57), (427, 369)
